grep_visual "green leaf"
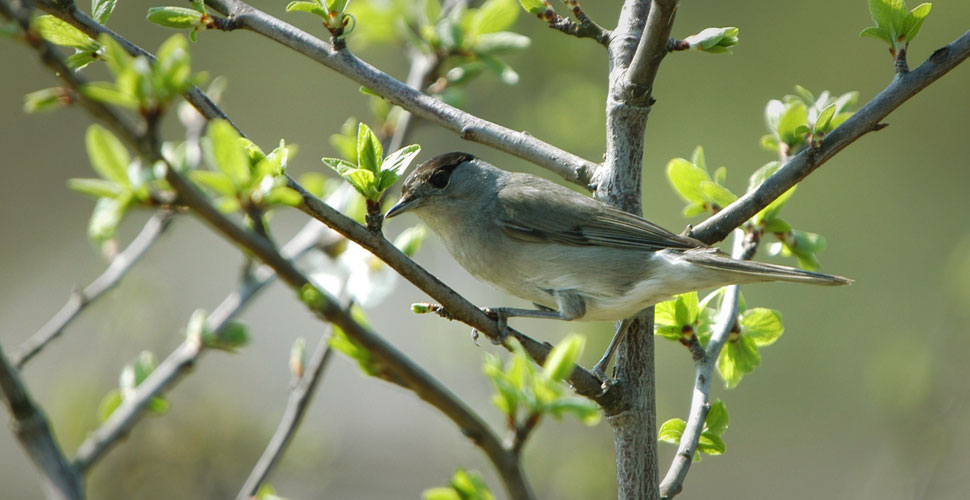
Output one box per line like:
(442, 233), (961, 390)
(68, 178), (125, 199)
(684, 27), (739, 53)
(479, 53), (519, 85)
(666, 157), (711, 204)
(697, 431), (726, 455)
(484, 354), (519, 417)
(81, 82), (139, 109)
(34, 15), (99, 51)
(344, 168), (379, 200)
(814, 103), (836, 135)
(518, 0), (546, 15)
(741, 308), (784, 346)
(378, 144), (421, 192)
(24, 87), (68, 114)
(326, 0), (350, 13)
(189, 170), (237, 196)
(299, 283), (328, 309)
(691, 146), (707, 171)
(322, 157), (358, 176)
(97, 389), (123, 422)
(329, 118), (359, 162)
(93, 0), (118, 24)
(470, 0), (519, 35)
(356, 123), (383, 174)
(542, 334), (584, 382)
(658, 418), (686, 444)
(66, 50), (98, 71)
(445, 61), (487, 85)
(206, 119), (251, 187)
(86, 125), (130, 187)
(762, 217), (792, 234)
(704, 399), (729, 436)
(265, 186), (303, 206)
(713, 166), (727, 186)
(146, 6), (204, 29)
(718, 336), (760, 388)
(700, 181), (737, 208)
(147, 396), (170, 414)
(203, 322), (250, 352)
(859, 26), (890, 42)
(777, 101), (808, 147)
(473, 31), (530, 53)
(285, 1), (328, 17)
(903, 3), (932, 42)
(545, 397), (601, 425)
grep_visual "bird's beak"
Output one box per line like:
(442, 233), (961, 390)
(385, 195), (419, 219)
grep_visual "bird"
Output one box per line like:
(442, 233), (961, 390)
(385, 152), (851, 379)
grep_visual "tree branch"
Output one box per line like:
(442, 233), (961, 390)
(237, 335), (334, 500)
(72, 221), (332, 473)
(623, 0), (677, 106)
(689, 28), (970, 245)
(539, 0), (611, 46)
(658, 232), (744, 499)
(13, 211), (174, 369)
(202, 0), (597, 188)
(0, 343), (83, 500)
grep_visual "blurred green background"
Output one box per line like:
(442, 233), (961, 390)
(2, 1), (970, 499)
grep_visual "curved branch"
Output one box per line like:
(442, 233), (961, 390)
(13, 211), (174, 368)
(658, 232), (743, 499)
(624, 0), (678, 105)
(690, 29), (970, 245)
(203, 0), (597, 187)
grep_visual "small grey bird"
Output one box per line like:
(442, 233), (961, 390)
(386, 152), (851, 378)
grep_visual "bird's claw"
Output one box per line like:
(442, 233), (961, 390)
(591, 362), (615, 393)
(482, 307), (510, 346)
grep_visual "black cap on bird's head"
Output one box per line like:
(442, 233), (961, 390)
(385, 152), (476, 218)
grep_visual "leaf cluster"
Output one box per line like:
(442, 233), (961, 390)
(96, 350), (169, 423)
(861, 0), (932, 57)
(658, 399), (729, 461)
(762, 86), (858, 154)
(322, 122), (421, 202)
(423, 468), (495, 500)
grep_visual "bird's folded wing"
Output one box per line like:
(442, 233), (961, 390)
(496, 181), (701, 251)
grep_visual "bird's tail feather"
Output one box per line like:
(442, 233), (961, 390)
(682, 251), (853, 286)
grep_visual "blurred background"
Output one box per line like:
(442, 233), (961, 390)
(2, 1), (969, 498)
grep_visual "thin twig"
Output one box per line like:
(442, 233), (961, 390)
(72, 221), (332, 473)
(658, 232), (744, 499)
(0, 343), (83, 500)
(237, 335), (334, 499)
(13, 211), (174, 368)
(539, 1), (611, 46)
(690, 28), (970, 245)
(202, 0), (597, 188)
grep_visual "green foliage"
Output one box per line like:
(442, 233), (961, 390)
(190, 119), (302, 213)
(350, 0), (529, 92)
(93, 0), (119, 25)
(861, 0), (932, 57)
(329, 306), (390, 378)
(518, 0), (547, 16)
(81, 34), (206, 112)
(682, 27), (740, 54)
(768, 229), (828, 271)
(33, 15), (102, 70)
(658, 399), (730, 461)
(322, 122), (421, 202)
(654, 291), (717, 342)
(146, 2), (209, 41)
(97, 351), (170, 422)
(286, 0), (355, 39)
(666, 146), (738, 216)
(184, 309), (250, 352)
(23, 87), (71, 113)
(761, 86), (858, 153)
(483, 336), (601, 430)
(298, 283), (329, 309)
(716, 302), (784, 388)
(423, 468), (495, 500)
(254, 484), (293, 500)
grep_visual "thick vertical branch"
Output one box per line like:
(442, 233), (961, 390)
(597, 2), (678, 499)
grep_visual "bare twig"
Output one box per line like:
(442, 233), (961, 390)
(658, 232), (744, 499)
(72, 221), (332, 473)
(13, 212), (174, 368)
(237, 335), (334, 500)
(539, 1), (611, 46)
(690, 29), (970, 245)
(0, 343), (84, 500)
(202, 0), (597, 188)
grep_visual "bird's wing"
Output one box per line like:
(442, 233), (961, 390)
(495, 177), (702, 251)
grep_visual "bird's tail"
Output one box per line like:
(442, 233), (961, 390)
(682, 250), (852, 286)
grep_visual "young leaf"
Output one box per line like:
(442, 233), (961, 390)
(24, 87), (68, 113)
(814, 103), (836, 135)
(146, 7), (205, 30)
(658, 418), (686, 444)
(189, 170), (237, 196)
(470, 0), (519, 36)
(321, 157), (357, 176)
(741, 308), (784, 347)
(34, 15), (100, 51)
(717, 336), (761, 388)
(86, 125), (131, 187)
(81, 81), (140, 109)
(356, 123), (383, 174)
(704, 399), (729, 436)
(667, 157), (711, 204)
(68, 178), (125, 199)
(206, 119), (251, 187)
(518, 0), (546, 15)
(473, 31), (530, 53)
(286, 0), (328, 18)
(378, 144), (421, 191)
(203, 322), (250, 352)
(93, 0), (119, 24)
(542, 334), (585, 382)
(903, 3), (932, 42)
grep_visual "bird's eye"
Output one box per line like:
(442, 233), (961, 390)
(429, 169), (451, 189)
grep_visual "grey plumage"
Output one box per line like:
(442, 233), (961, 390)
(387, 152), (850, 324)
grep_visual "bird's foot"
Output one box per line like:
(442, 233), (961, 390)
(481, 307), (511, 346)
